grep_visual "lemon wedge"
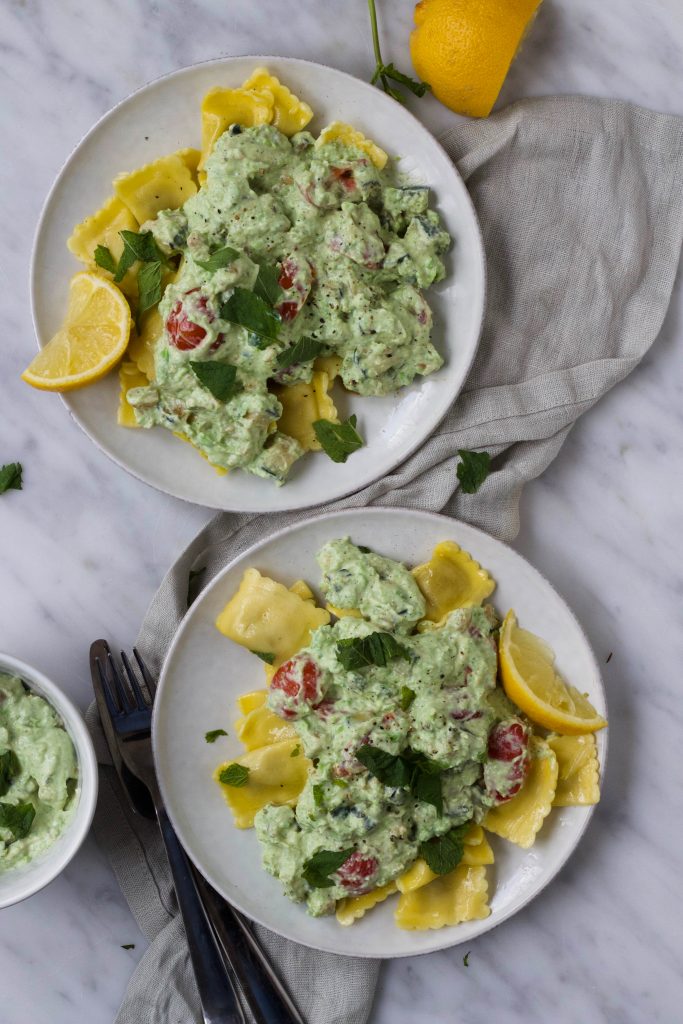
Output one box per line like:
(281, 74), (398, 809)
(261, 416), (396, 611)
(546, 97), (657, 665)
(499, 611), (607, 734)
(23, 271), (131, 391)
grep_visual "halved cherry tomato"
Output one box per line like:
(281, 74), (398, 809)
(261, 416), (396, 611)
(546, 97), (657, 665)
(270, 656), (321, 718)
(485, 719), (531, 803)
(336, 852), (379, 894)
(330, 166), (357, 193)
(166, 300), (206, 351)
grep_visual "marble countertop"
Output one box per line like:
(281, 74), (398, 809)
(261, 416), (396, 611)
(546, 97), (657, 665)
(2, 1), (682, 1022)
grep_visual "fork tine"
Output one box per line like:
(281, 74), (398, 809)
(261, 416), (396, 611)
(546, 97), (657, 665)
(133, 647), (157, 700)
(107, 650), (134, 713)
(120, 650), (149, 710)
(95, 655), (122, 717)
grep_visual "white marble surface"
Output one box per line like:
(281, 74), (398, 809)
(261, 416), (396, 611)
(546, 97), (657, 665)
(1, 1), (682, 1022)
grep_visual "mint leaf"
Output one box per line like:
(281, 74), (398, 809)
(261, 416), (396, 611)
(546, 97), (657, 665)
(276, 336), (325, 369)
(94, 244), (117, 275)
(302, 847), (354, 888)
(121, 944), (136, 950)
(195, 246), (240, 272)
(220, 287), (280, 345)
(456, 450), (491, 494)
(0, 463), (22, 494)
(463, 951), (470, 967)
(0, 800), (35, 839)
(419, 823), (470, 875)
(356, 745), (411, 788)
(218, 763), (250, 787)
(205, 729), (228, 744)
(137, 261), (163, 320)
(189, 361), (241, 402)
(400, 686), (416, 711)
(0, 750), (20, 797)
(290, 745), (301, 758)
(115, 229), (164, 282)
(411, 769), (443, 815)
(253, 263), (282, 306)
(313, 415), (363, 463)
(336, 632), (409, 670)
(252, 651), (275, 665)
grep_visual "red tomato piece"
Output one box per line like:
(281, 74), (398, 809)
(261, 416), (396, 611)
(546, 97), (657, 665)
(270, 656), (321, 718)
(330, 166), (357, 193)
(277, 300), (300, 322)
(166, 300), (207, 351)
(487, 721), (528, 761)
(336, 852), (379, 894)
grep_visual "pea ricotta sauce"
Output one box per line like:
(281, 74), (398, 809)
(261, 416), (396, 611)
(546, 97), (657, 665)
(129, 124), (450, 483)
(255, 540), (521, 916)
(0, 673), (78, 872)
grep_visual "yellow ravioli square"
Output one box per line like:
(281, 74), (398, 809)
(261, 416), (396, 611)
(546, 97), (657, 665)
(117, 361), (149, 427)
(316, 121), (388, 170)
(336, 883), (397, 926)
(274, 371), (339, 452)
(412, 541), (495, 626)
(67, 195), (139, 298)
(241, 67), (313, 136)
(397, 824), (494, 894)
(126, 306), (163, 380)
(547, 733), (601, 806)
(237, 689), (268, 715)
(113, 153), (197, 224)
(215, 567), (330, 668)
(235, 704), (297, 751)
(483, 736), (558, 848)
(215, 738), (311, 829)
(395, 865), (490, 930)
(199, 86), (274, 171)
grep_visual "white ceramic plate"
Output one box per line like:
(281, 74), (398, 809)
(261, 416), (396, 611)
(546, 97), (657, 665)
(153, 508), (607, 957)
(31, 56), (485, 513)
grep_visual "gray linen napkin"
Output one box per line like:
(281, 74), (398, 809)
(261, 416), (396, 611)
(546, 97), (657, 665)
(88, 95), (683, 1024)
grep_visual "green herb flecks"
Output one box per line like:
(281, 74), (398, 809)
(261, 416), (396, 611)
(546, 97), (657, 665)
(0, 750), (20, 797)
(302, 847), (354, 888)
(290, 745), (301, 758)
(400, 686), (416, 711)
(189, 361), (241, 402)
(121, 944), (136, 951)
(0, 800), (36, 840)
(252, 651), (275, 665)
(313, 415), (364, 463)
(456, 450), (491, 494)
(0, 463), (22, 495)
(205, 729), (228, 744)
(218, 764), (250, 787)
(463, 951), (470, 967)
(419, 822), (471, 875)
(312, 783), (325, 807)
(276, 336), (325, 369)
(195, 246), (240, 273)
(367, 0), (431, 103)
(336, 632), (410, 671)
(220, 288), (281, 346)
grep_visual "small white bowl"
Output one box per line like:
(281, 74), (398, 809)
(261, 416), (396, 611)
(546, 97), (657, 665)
(0, 653), (98, 908)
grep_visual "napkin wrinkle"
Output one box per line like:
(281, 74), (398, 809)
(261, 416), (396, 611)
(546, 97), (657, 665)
(88, 94), (683, 1024)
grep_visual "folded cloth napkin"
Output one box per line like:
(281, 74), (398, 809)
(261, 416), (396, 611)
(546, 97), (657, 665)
(88, 95), (683, 1024)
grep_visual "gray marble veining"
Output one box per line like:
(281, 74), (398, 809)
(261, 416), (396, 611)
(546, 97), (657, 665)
(1, 1), (682, 1021)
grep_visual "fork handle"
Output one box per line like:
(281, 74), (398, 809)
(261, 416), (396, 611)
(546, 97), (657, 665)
(155, 803), (244, 1024)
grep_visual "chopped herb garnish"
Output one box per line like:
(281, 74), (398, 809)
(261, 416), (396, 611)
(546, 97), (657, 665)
(312, 783), (325, 807)
(275, 336), (325, 369)
(0, 463), (22, 495)
(336, 632), (409, 671)
(253, 263), (282, 306)
(252, 651), (275, 665)
(0, 800), (36, 839)
(400, 686), (416, 711)
(94, 244), (117, 275)
(136, 261), (163, 321)
(463, 951), (470, 967)
(456, 450), (491, 494)
(0, 750), (20, 797)
(331, 777), (348, 788)
(356, 744), (444, 814)
(189, 361), (241, 402)
(419, 822), (470, 875)
(121, 944), (136, 951)
(313, 415), (364, 463)
(290, 745), (301, 758)
(302, 847), (354, 888)
(114, 229), (165, 282)
(205, 729), (228, 744)
(220, 287), (280, 345)
(218, 763), (250, 787)
(195, 245), (240, 272)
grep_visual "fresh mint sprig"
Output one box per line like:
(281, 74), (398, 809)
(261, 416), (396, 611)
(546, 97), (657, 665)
(367, 0), (431, 103)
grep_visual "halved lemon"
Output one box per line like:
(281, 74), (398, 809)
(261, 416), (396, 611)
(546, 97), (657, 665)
(499, 610), (607, 734)
(23, 271), (131, 391)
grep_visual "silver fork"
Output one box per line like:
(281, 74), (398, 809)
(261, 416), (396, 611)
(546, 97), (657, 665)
(92, 642), (305, 1024)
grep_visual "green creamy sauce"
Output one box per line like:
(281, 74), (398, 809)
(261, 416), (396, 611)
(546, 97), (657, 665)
(128, 124), (450, 483)
(254, 540), (519, 917)
(0, 673), (78, 873)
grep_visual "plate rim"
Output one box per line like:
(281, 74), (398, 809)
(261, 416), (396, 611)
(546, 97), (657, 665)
(152, 506), (608, 958)
(29, 54), (486, 513)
